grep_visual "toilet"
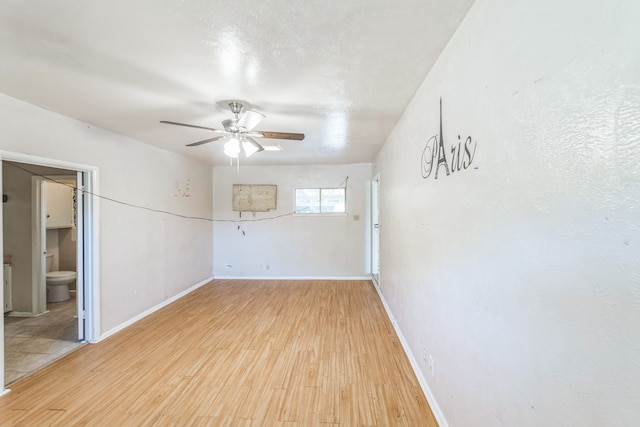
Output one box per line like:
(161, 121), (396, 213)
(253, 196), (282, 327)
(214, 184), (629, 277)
(46, 254), (76, 303)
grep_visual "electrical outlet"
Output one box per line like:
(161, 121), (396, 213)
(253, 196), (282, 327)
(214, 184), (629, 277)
(423, 348), (427, 361)
(427, 354), (434, 375)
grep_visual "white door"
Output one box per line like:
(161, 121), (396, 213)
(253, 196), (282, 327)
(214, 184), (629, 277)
(34, 177), (47, 316)
(75, 172), (85, 340)
(372, 175), (380, 285)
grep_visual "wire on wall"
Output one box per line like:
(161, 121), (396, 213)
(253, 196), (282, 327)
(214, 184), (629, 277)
(5, 162), (295, 224)
(336, 176), (349, 189)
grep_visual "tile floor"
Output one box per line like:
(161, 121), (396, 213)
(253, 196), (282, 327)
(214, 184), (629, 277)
(4, 295), (85, 386)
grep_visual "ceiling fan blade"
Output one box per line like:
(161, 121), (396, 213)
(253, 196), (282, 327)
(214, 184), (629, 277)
(160, 120), (227, 133)
(245, 137), (265, 152)
(254, 131), (305, 141)
(186, 136), (226, 147)
(242, 137), (264, 157)
(236, 110), (265, 131)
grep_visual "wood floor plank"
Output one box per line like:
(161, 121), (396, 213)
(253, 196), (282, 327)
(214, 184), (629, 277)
(0, 280), (437, 426)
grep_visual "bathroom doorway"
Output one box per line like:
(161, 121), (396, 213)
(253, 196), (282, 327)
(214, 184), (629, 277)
(1, 154), (98, 389)
(34, 175), (85, 339)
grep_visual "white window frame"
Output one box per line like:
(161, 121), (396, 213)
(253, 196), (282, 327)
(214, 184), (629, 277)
(294, 187), (347, 215)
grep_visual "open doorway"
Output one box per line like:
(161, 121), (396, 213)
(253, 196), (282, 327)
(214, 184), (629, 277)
(1, 155), (98, 389)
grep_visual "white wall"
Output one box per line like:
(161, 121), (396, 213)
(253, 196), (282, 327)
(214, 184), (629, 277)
(375, 0), (640, 425)
(0, 93), (214, 335)
(2, 165), (35, 313)
(213, 164), (371, 278)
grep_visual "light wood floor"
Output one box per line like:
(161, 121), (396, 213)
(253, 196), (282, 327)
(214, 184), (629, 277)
(0, 280), (437, 426)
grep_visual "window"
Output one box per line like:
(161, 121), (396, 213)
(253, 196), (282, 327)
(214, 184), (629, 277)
(295, 188), (346, 214)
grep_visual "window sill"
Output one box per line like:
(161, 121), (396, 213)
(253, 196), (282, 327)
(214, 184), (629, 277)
(293, 212), (348, 217)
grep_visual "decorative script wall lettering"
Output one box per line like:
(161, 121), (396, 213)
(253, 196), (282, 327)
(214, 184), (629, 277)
(421, 98), (478, 180)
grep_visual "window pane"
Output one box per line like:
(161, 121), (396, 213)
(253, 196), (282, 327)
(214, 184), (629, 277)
(295, 188), (320, 213)
(320, 188), (346, 213)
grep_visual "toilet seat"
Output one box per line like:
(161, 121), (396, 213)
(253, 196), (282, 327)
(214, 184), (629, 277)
(46, 271), (77, 284)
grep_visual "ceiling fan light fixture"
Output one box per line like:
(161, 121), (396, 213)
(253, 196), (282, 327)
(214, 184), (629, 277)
(223, 137), (240, 158)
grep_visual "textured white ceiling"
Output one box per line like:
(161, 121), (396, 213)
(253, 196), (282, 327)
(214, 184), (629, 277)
(0, 0), (475, 166)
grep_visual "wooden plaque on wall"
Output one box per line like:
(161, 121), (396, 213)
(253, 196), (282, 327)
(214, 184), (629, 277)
(232, 184), (277, 212)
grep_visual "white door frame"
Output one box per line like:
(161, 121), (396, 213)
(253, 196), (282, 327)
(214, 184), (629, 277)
(0, 151), (100, 394)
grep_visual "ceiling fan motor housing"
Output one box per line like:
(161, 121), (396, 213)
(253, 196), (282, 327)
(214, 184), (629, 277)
(229, 101), (244, 116)
(222, 118), (240, 133)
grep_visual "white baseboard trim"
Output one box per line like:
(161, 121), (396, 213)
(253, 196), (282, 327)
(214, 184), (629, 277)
(7, 311), (48, 318)
(97, 276), (213, 343)
(212, 275), (373, 281)
(371, 280), (449, 427)
(0, 388), (11, 398)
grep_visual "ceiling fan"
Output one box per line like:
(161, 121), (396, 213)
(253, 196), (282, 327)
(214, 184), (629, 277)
(160, 102), (305, 158)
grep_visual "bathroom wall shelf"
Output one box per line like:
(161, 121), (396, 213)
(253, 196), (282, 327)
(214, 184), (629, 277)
(46, 182), (74, 228)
